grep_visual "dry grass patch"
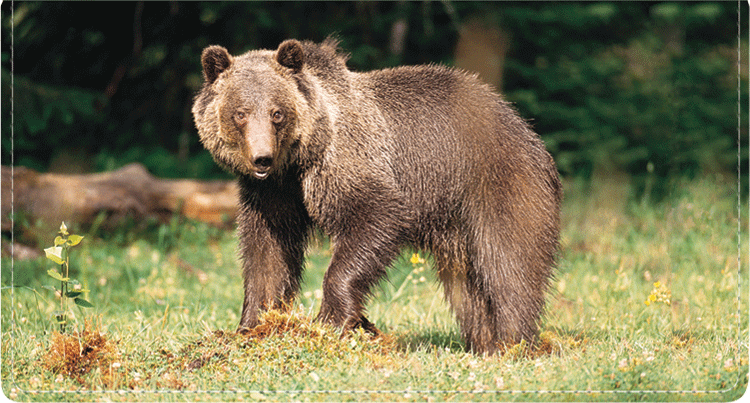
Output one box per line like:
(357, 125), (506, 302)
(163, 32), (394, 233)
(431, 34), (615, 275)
(42, 320), (122, 388)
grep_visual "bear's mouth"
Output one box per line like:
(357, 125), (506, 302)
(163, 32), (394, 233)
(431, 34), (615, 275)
(254, 170), (269, 180)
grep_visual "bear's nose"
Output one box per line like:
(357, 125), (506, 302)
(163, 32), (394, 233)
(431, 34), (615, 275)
(253, 156), (273, 170)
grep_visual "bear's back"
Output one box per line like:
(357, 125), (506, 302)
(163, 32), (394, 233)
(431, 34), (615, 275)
(359, 64), (542, 173)
(350, 63), (558, 233)
(362, 64), (532, 148)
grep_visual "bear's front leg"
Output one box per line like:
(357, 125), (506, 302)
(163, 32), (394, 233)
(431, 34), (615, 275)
(236, 178), (311, 331)
(315, 219), (402, 336)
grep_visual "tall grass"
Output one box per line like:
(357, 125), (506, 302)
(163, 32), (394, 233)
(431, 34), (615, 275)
(2, 173), (747, 402)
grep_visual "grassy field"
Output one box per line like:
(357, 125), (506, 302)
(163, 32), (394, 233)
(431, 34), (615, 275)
(2, 173), (748, 402)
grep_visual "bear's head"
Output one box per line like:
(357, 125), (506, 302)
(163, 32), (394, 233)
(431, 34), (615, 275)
(192, 40), (307, 179)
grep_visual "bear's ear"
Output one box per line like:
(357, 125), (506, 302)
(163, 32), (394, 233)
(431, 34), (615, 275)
(201, 45), (233, 84)
(276, 39), (304, 73)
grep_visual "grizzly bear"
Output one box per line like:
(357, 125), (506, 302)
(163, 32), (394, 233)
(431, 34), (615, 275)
(192, 38), (561, 355)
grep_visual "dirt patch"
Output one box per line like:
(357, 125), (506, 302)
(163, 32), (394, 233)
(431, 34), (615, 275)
(181, 309), (399, 371)
(42, 320), (121, 387)
(494, 329), (586, 360)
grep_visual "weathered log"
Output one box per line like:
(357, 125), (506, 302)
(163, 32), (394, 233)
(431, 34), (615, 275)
(1, 163), (238, 232)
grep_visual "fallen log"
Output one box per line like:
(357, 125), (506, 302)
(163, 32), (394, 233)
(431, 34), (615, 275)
(1, 163), (238, 232)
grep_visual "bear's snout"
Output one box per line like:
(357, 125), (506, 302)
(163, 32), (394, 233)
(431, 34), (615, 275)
(242, 118), (276, 179)
(252, 156), (273, 179)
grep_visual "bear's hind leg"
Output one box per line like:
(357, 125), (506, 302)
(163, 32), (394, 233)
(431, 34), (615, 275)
(436, 229), (550, 354)
(435, 250), (497, 355)
(469, 227), (551, 354)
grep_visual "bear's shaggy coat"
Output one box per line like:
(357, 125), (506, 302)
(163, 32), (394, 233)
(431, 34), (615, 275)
(193, 38), (561, 354)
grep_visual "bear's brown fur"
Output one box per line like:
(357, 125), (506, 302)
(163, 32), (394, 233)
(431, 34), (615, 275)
(192, 38), (562, 354)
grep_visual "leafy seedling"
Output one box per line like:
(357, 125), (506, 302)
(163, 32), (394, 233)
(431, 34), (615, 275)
(43, 222), (93, 333)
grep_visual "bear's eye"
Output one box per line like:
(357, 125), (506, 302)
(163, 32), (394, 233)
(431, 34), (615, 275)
(271, 110), (284, 124)
(234, 111), (247, 124)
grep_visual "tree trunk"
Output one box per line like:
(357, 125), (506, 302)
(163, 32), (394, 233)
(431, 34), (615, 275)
(454, 17), (510, 91)
(1, 163), (238, 232)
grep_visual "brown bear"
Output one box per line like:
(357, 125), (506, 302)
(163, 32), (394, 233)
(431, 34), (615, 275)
(192, 38), (562, 355)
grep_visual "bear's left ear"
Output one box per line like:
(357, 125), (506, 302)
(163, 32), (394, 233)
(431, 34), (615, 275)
(276, 39), (305, 73)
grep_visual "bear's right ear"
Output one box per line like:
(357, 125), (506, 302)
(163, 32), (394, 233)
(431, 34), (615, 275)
(201, 45), (233, 84)
(276, 39), (305, 73)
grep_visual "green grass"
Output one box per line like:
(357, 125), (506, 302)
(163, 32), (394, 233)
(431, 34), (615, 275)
(2, 173), (747, 402)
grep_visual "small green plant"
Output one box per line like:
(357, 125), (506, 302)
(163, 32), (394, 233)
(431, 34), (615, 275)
(42, 222), (93, 333)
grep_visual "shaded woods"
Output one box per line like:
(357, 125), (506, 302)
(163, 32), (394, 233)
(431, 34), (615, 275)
(1, 2), (746, 232)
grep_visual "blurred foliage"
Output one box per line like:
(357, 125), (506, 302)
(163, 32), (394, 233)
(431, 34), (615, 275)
(0, 1), (460, 178)
(1, 1), (746, 198)
(498, 2), (747, 199)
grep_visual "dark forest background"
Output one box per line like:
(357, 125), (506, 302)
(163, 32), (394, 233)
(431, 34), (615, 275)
(2, 1), (747, 201)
